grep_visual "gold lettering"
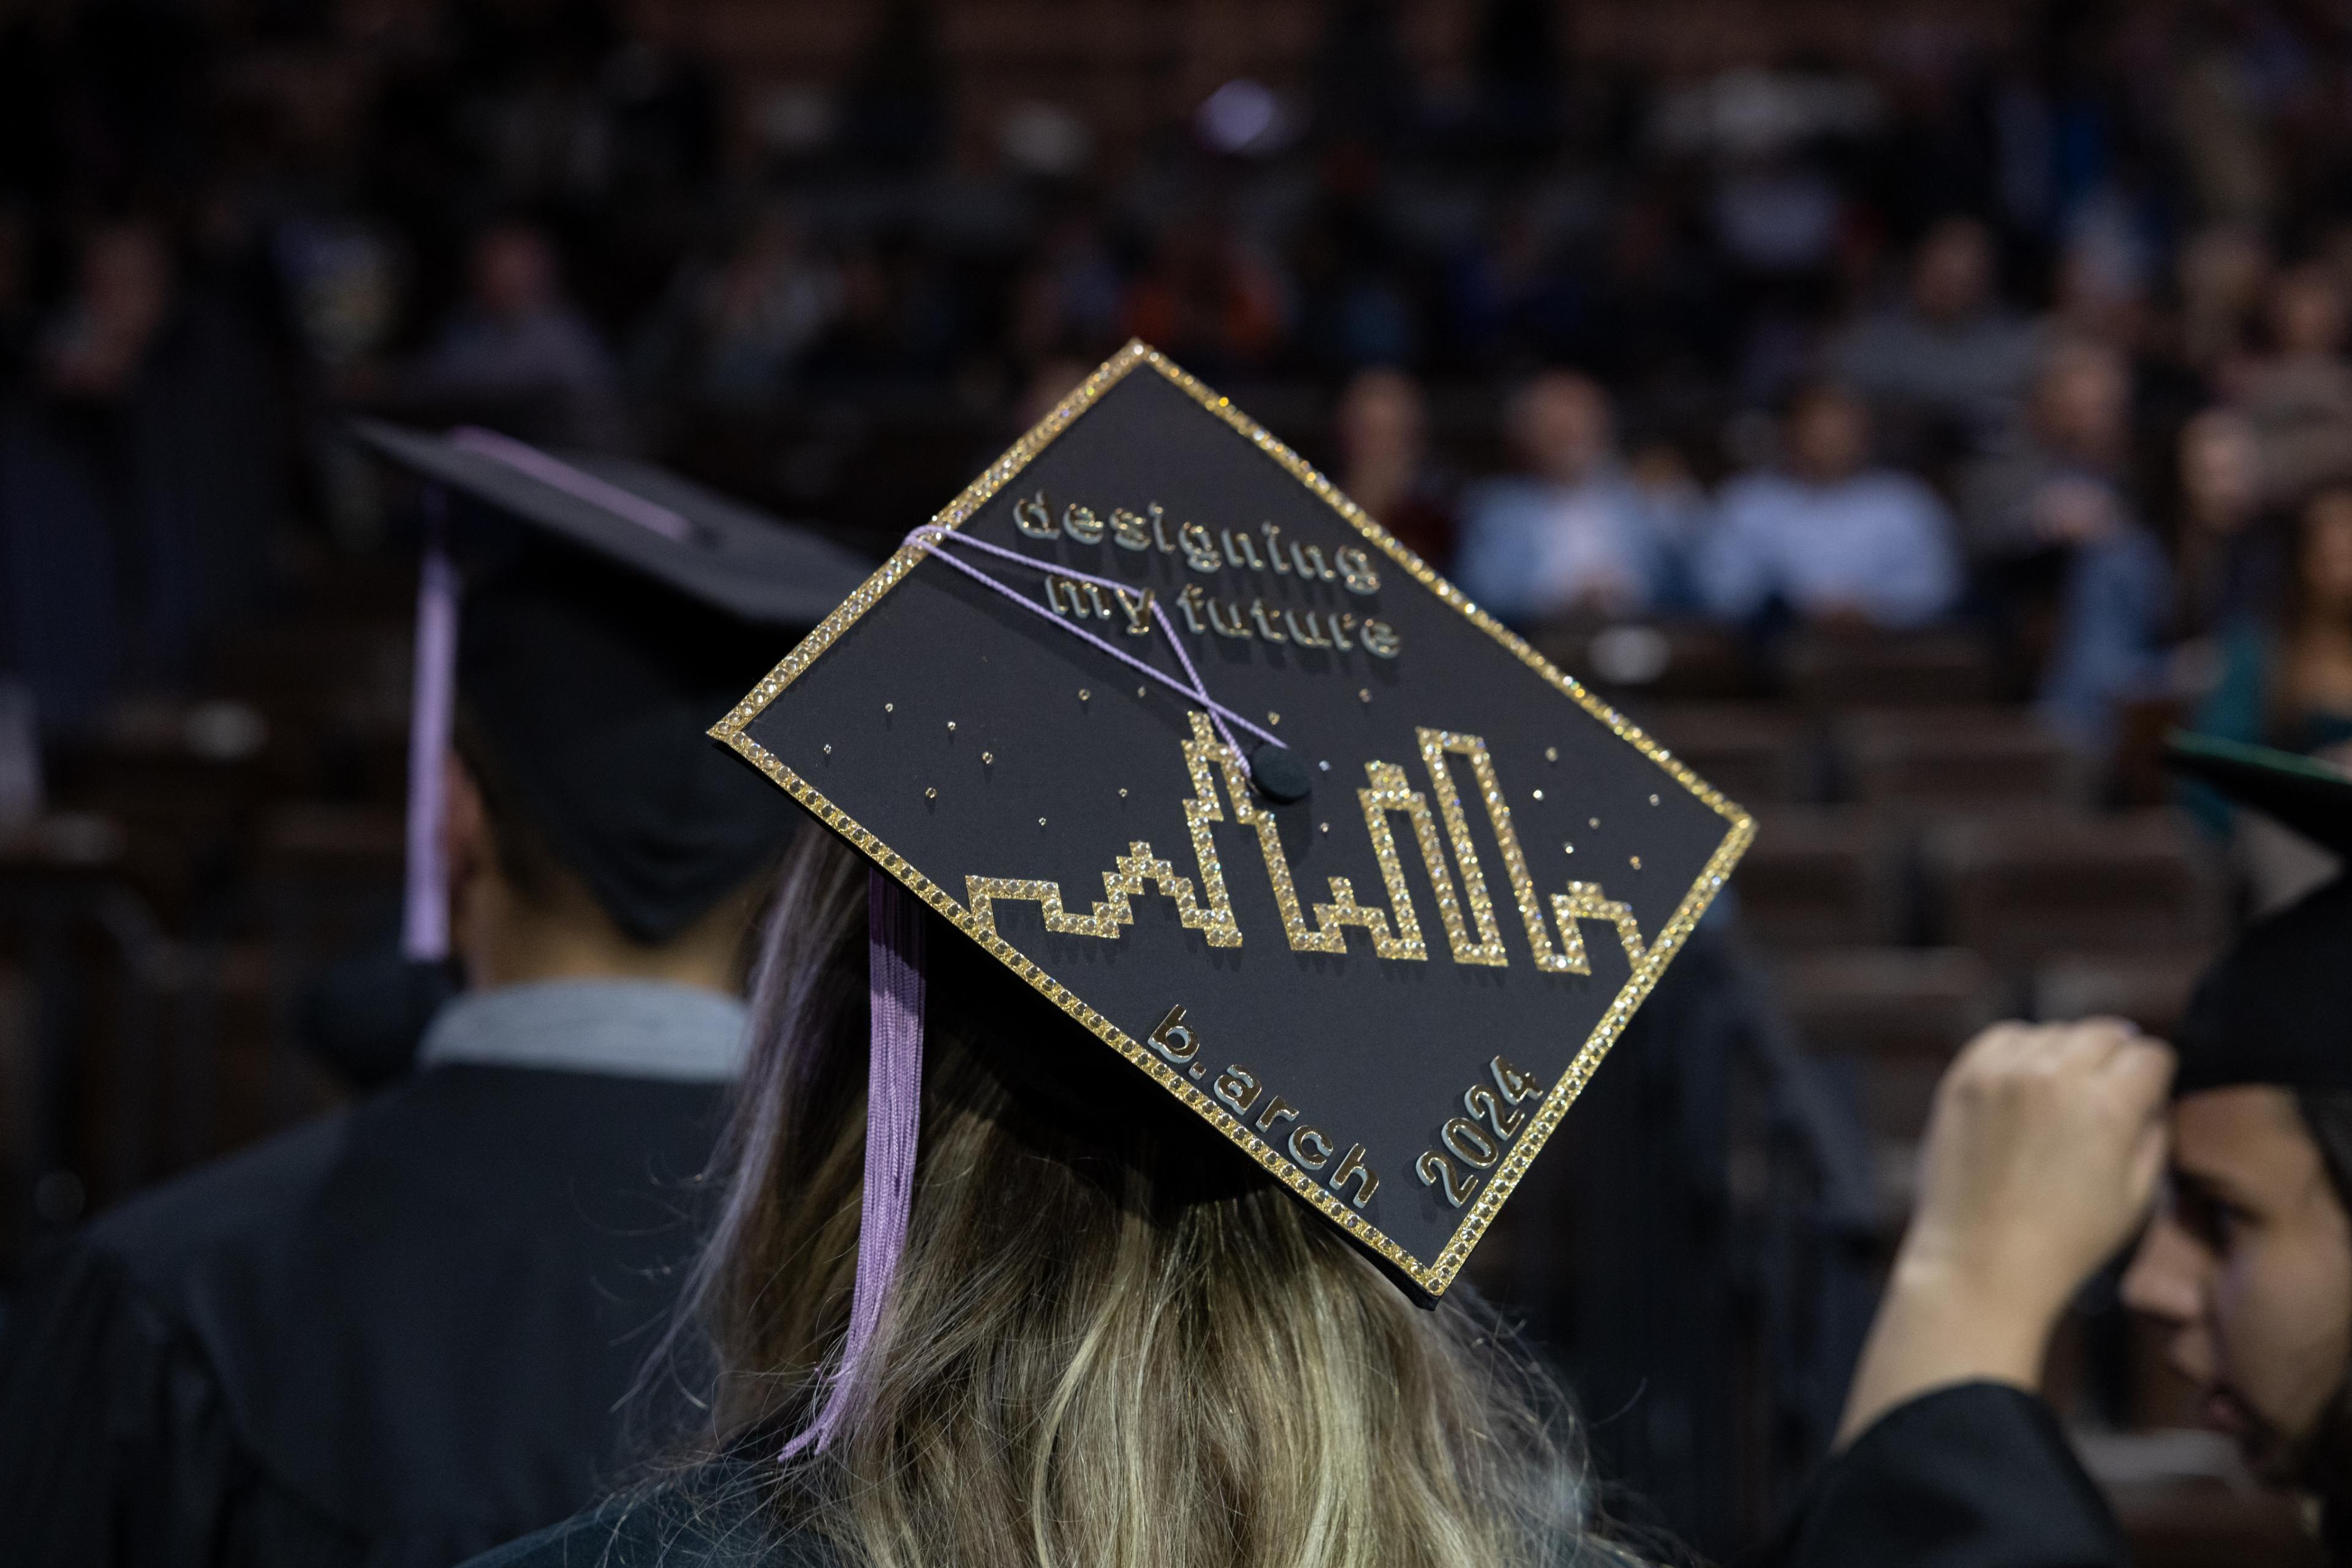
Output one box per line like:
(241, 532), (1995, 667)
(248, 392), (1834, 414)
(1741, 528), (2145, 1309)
(1253, 1095), (1297, 1134)
(1149, 502), (1178, 553)
(1173, 584), (1209, 634)
(1014, 491), (1058, 539)
(1110, 507), (1153, 550)
(1329, 611), (1356, 651)
(1329, 1143), (1379, 1207)
(1288, 1125), (1334, 1169)
(1361, 618), (1401, 658)
(1222, 527), (1265, 570)
(1062, 503), (1104, 545)
(1083, 582), (1115, 620)
(1212, 1066), (1261, 1116)
(1206, 598), (1254, 638)
(1296, 543), (1336, 582)
(1335, 545), (1380, 594)
(1261, 522), (1291, 572)
(1178, 521), (1222, 573)
(1148, 1004), (1198, 1063)
(1114, 586), (1155, 635)
(1249, 598), (1287, 641)
(1284, 608), (1331, 647)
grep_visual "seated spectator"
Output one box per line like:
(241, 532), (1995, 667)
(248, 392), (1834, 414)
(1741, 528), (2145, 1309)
(1964, 339), (2172, 748)
(1454, 369), (1668, 624)
(2174, 224), (2272, 379)
(2174, 405), (2282, 636)
(2193, 483), (2352, 760)
(2187, 483), (2352, 908)
(2234, 260), (2352, 504)
(1696, 381), (1960, 630)
(1332, 366), (1454, 566)
(1826, 215), (2038, 454)
(377, 223), (629, 450)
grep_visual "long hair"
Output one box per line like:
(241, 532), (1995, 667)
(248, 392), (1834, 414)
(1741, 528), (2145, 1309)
(668, 827), (1595, 1568)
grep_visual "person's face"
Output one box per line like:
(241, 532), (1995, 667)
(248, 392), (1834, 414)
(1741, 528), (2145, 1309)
(472, 230), (554, 318)
(2302, 492), (2352, 612)
(2036, 349), (2128, 454)
(1913, 221), (1991, 322)
(1337, 369), (1423, 467)
(1788, 392), (1869, 481)
(2272, 267), (2346, 358)
(2180, 410), (2262, 529)
(2121, 1087), (2352, 1483)
(1513, 374), (1611, 483)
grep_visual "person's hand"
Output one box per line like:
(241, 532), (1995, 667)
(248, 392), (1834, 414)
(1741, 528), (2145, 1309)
(1835, 1019), (2174, 1447)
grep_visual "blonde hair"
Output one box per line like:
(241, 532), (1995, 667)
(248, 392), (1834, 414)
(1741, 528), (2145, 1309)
(673, 828), (1596, 1568)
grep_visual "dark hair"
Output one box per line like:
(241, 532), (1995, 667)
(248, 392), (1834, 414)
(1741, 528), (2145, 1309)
(2292, 1090), (2352, 1554)
(450, 702), (579, 910)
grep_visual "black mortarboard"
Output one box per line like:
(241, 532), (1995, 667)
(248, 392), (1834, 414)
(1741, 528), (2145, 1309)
(352, 420), (875, 950)
(711, 343), (1752, 1300)
(2165, 731), (2352, 1097)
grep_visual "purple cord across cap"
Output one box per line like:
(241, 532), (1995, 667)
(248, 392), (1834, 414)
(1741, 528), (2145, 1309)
(782, 866), (927, 1460)
(904, 524), (1284, 765)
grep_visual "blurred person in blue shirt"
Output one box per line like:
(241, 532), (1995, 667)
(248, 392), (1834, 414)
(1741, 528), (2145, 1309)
(1454, 369), (1671, 624)
(1698, 380), (1961, 630)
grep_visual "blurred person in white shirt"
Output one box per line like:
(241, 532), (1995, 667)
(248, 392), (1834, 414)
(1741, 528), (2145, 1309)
(1698, 380), (1961, 630)
(1454, 369), (1668, 624)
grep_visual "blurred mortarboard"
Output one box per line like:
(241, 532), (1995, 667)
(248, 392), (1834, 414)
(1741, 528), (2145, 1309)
(352, 420), (875, 952)
(712, 342), (1753, 1300)
(2164, 731), (2352, 1096)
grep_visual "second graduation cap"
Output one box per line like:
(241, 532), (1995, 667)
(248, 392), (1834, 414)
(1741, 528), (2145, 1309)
(351, 419), (876, 956)
(713, 342), (1753, 1299)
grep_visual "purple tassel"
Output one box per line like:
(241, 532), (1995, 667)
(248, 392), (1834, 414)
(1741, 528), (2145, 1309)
(401, 490), (457, 962)
(783, 867), (926, 1459)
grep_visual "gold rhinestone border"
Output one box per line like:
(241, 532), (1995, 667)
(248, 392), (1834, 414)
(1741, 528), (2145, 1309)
(709, 339), (1756, 1298)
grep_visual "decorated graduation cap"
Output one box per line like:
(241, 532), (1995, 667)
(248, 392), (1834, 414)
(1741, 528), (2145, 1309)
(352, 420), (875, 954)
(714, 343), (1752, 1452)
(2165, 731), (2352, 1097)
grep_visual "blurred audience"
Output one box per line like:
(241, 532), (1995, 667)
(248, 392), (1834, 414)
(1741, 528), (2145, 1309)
(632, 206), (841, 412)
(2188, 484), (2352, 906)
(2193, 484), (2352, 761)
(376, 224), (629, 450)
(2234, 262), (2352, 505)
(1697, 382), (1959, 630)
(1826, 216), (2038, 456)
(1332, 367), (1453, 565)
(1454, 370), (1666, 624)
(1965, 341), (2171, 747)
(2173, 407), (2281, 636)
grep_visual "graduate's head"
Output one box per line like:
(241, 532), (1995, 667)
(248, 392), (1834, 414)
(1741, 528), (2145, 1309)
(678, 342), (1757, 1568)
(690, 827), (1589, 1568)
(348, 418), (875, 995)
(441, 554), (796, 988)
(2125, 736), (2352, 1498)
(2121, 1078), (2352, 1486)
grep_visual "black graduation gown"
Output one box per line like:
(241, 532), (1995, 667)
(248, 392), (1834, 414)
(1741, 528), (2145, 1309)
(0, 1064), (725, 1568)
(1770, 1381), (2132, 1567)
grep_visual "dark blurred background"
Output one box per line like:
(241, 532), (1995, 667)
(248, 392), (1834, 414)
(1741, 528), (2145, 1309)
(4, 0), (2351, 1561)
